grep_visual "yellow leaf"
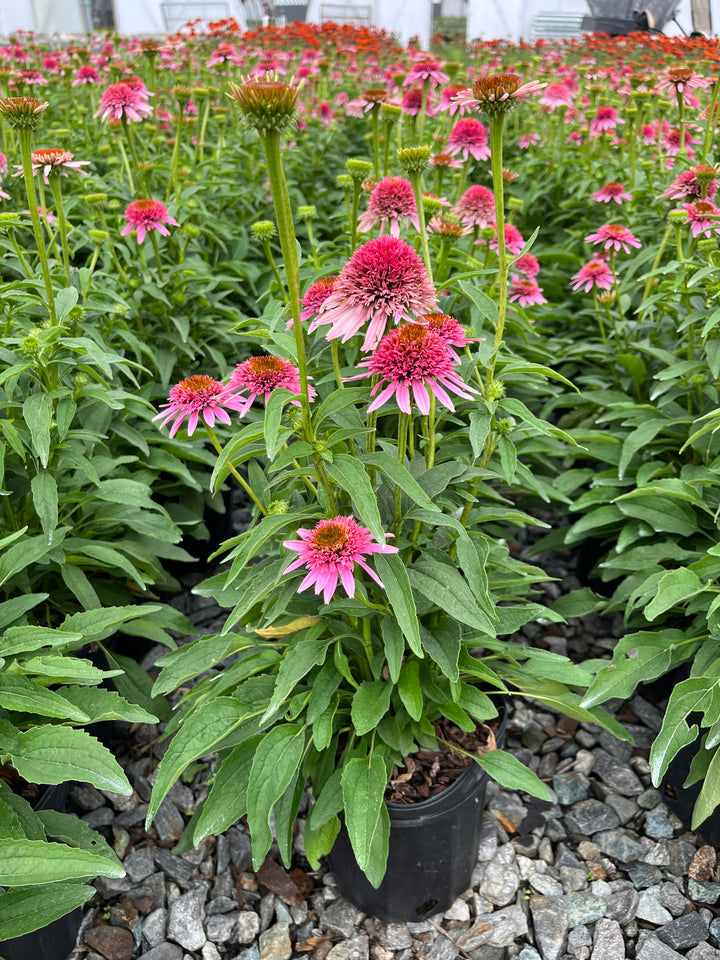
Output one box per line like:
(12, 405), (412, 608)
(254, 617), (322, 638)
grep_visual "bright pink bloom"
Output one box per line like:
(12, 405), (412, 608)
(207, 42), (243, 68)
(300, 277), (337, 322)
(491, 223), (525, 257)
(447, 118), (490, 162)
(13, 70), (46, 87)
(518, 132), (540, 149)
(509, 274), (546, 307)
(311, 236), (438, 352)
(454, 185), (495, 229)
(43, 55), (61, 75)
(585, 224), (641, 254)
(682, 200), (720, 237)
(514, 253), (540, 278)
(452, 77), (544, 111)
(0, 152), (7, 175)
(540, 82), (574, 110)
(404, 59), (449, 87)
(570, 258), (615, 293)
(661, 167), (718, 201)
(152, 375), (245, 438)
(423, 312), (478, 359)
(72, 65), (101, 86)
(283, 516), (397, 605)
(358, 177), (420, 237)
(95, 82), (153, 123)
(228, 356), (315, 414)
(656, 67), (710, 94)
(121, 199), (179, 243)
(350, 324), (478, 415)
(589, 106), (622, 138)
(19, 149), (90, 184)
(591, 182), (632, 204)
(429, 152), (461, 169)
(439, 83), (473, 115)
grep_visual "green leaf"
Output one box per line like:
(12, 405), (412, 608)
(153, 634), (247, 696)
(147, 697), (253, 828)
(54, 286), (79, 322)
(382, 619), (404, 684)
(313, 387), (368, 428)
(22, 394), (53, 468)
(351, 681), (392, 736)
(0, 883), (95, 939)
(58, 686), (158, 725)
(62, 564), (101, 610)
(30, 471), (58, 543)
(360, 453), (440, 513)
(649, 718), (698, 785)
(398, 660), (423, 721)
(474, 750), (551, 800)
(274, 772), (304, 867)
(374, 555), (422, 657)
(618, 420), (666, 480)
(496, 435), (517, 483)
(420, 623), (461, 681)
(9, 727), (131, 795)
(0, 534), (54, 589)
(363, 802), (390, 889)
(409, 561), (494, 633)
(645, 567), (704, 621)
(104, 650), (172, 722)
(325, 455), (385, 545)
(0, 838), (124, 886)
(550, 589), (601, 619)
(341, 754), (388, 874)
(36, 809), (122, 866)
(0, 782), (45, 841)
(0, 675), (90, 722)
(18, 657), (119, 685)
(0, 799), (25, 839)
(304, 815), (341, 870)
(61, 605), (161, 641)
(261, 636), (331, 725)
(0, 593), (47, 631)
(193, 736), (262, 845)
(247, 724), (306, 868)
(692, 747), (720, 829)
(264, 388), (295, 461)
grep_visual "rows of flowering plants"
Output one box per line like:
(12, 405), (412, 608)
(1, 18), (720, 936)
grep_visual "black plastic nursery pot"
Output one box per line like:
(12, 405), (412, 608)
(331, 709), (508, 922)
(660, 717), (720, 847)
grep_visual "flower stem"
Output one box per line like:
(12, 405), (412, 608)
(149, 230), (165, 282)
(408, 171), (433, 282)
(117, 135), (135, 193)
(394, 412), (409, 533)
(371, 107), (380, 180)
(484, 115), (508, 388)
(123, 118), (146, 193)
(49, 176), (71, 283)
(701, 79), (720, 164)
(417, 78), (429, 143)
(425, 394), (436, 468)
(167, 109), (184, 203)
(205, 424), (267, 516)
(18, 128), (56, 324)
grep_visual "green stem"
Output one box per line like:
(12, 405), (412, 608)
(8, 228), (31, 276)
(261, 240), (288, 303)
(371, 107), (380, 180)
(417, 77), (429, 143)
(702, 79), (720, 164)
(484, 115), (508, 389)
(409, 171), (433, 281)
(123, 119), (146, 192)
(306, 221), (320, 269)
(592, 290), (608, 345)
(167, 109), (184, 203)
(205, 424), (267, 516)
(640, 223), (672, 313)
(331, 340), (343, 390)
(117, 136), (135, 193)
(49, 176), (71, 283)
(350, 179), (361, 251)
(149, 230), (165, 282)
(394, 412), (409, 533)
(18, 128), (56, 324)
(197, 98), (212, 161)
(425, 394), (436, 468)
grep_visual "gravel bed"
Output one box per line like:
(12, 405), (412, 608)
(59, 537), (720, 960)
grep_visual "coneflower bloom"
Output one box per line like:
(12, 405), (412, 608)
(71, 65), (101, 86)
(0, 151), (7, 175)
(350, 324), (478, 414)
(357, 176), (420, 237)
(682, 200), (720, 237)
(400, 87), (434, 117)
(423, 312), (477, 358)
(300, 277), (337, 322)
(518, 132), (541, 149)
(491, 223), (525, 257)
(228, 356), (315, 414)
(429, 152), (462, 169)
(13, 70), (47, 87)
(206, 42), (243, 68)
(404, 59), (449, 87)
(570, 258), (615, 292)
(447, 118), (490, 161)
(514, 253), (540, 278)
(591, 182), (632, 204)
(439, 83), (473, 115)
(282, 516), (397, 605)
(452, 74), (544, 113)
(95, 82), (153, 123)
(589, 106), (622, 138)
(656, 67), (709, 94)
(311, 235), (437, 352)
(540, 82), (574, 110)
(509, 274), (546, 307)
(585, 224), (641, 254)
(454, 184), (495, 229)
(18, 149), (90, 184)
(661, 167), (718, 201)
(121, 199), (179, 243)
(152, 375), (245, 438)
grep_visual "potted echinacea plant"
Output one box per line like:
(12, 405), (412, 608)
(145, 74), (627, 921)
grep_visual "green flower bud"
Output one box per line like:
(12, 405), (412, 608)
(0, 97), (49, 130)
(496, 418), (513, 436)
(183, 223), (201, 238)
(486, 379), (505, 401)
(668, 209), (688, 225)
(398, 145), (431, 175)
(346, 158), (373, 181)
(89, 229), (108, 245)
(252, 220), (276, 240)
(84, 192), (108, 210)
(298, 205), (317, 221)
(227, 77), (300, 133)
(336, 174), (353, 193)
(268, 499), (290, 515)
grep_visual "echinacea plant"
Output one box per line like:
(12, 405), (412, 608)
(145, 75), (627, 886)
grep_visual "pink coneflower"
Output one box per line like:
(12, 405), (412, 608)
(454, 184), (495, 229)
(19, 149), (90, 184)
(206, 42), (243, 68)
(404, 59), (449, 87)
(514, 253), (540, 278)
(660, 167), (718, 201)
(357, 176), (420, 237)
(300, 277), (337, 322)
(14, 70), (46, 87)
(447, 118), (490, 162)
(311, 235), (437, 352)
(591, 182), (633, 204)
(656, 67), (709, 94)
(439, 83), (473, 115)
(43, 56), (61, 75)
(429, 152), (461, 169)
(589, 106), (622, 138)
(682, 200), (720, 237)
(540, 82), (574, 110)
(400, 87), (434, 117)
(94, 82), (153, 123)
(423, 312), (476, 358)
(228, 356), (315, 414)
(509, 274), (546, 307)
(152, 375), (245, 439)
(491, 223), (525, 257)
(585, 224), (641, 254)
(71, 65), (101, 86)
(452, 74), (544, 112)
(0, 151), (7, 175)
(663, 125), (700, 159)
(350, 324), (478, 415)
(518, 132), (541, 149)
(282, 516), (397, 605)
(570, 258), (615, 293)
(121, 199), (179, 243)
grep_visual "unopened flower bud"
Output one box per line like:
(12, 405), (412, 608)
(107, 199), (121, 212)
(268, 499), (290, 515)
(0, 97), (49, 130)
(84, 192), (107, 210)
(252, 220), (276, 240)
(496, 418), (513, 435)
(668, 209), (688, 225)
(336, 174), (353, 193)
(486, 378), (505, 401)
(298, 205), (317, 221)
(346, 158), (373, 181)
(380, 102), (402, 123)
(173, 85), (193, 105)
(0, 212), (22, 230)
(227, 77), (300, 133)
(21, 332), (41, 357)
(183, 223), (200, 238)
(507, 196), (523, 212)
(398, 145), (431, 175)
(422, 194), (443, 218)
